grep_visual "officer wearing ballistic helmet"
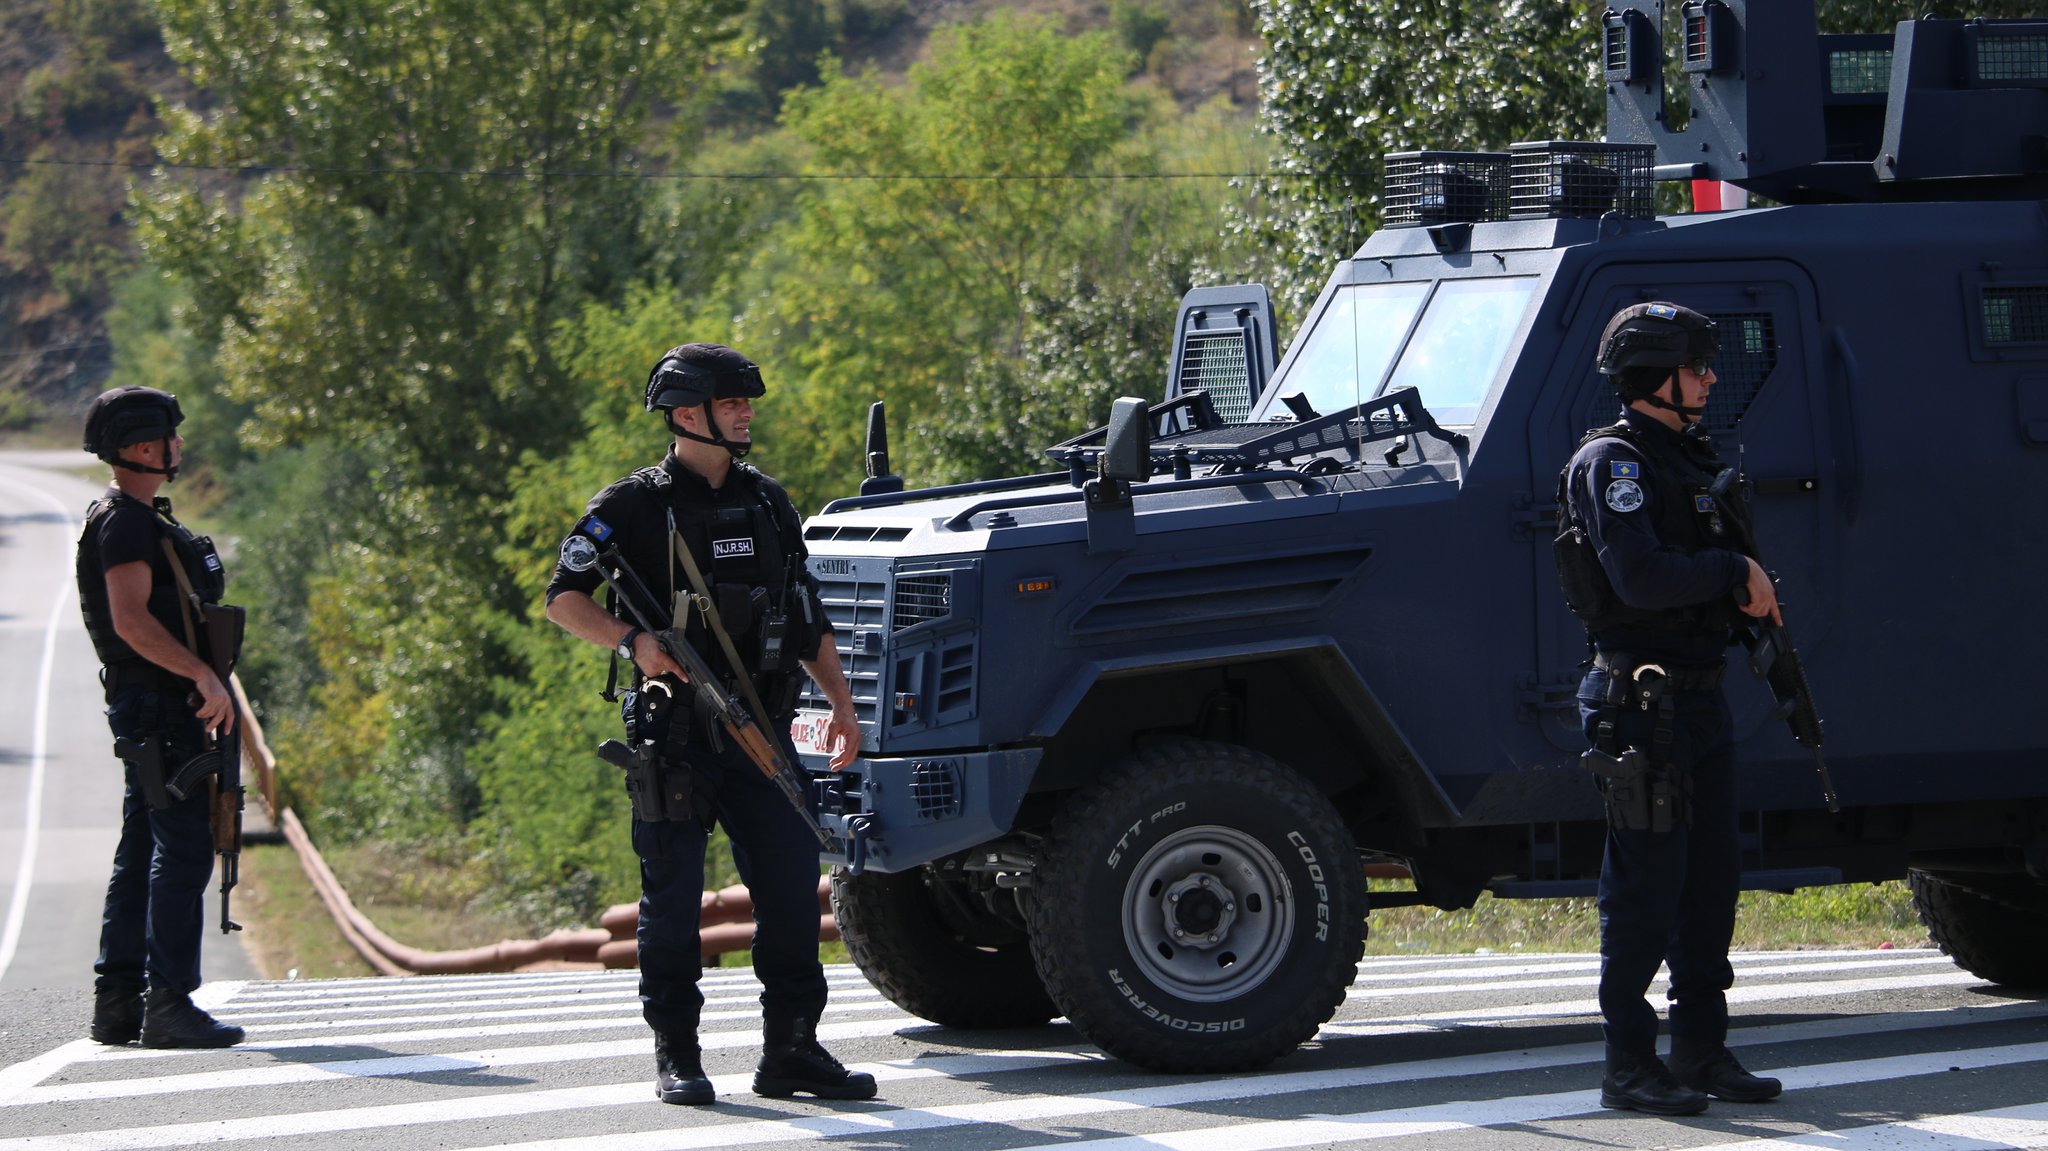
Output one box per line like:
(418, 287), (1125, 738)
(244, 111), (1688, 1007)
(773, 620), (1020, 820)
(75, 386), (245, 1049)
(544, 343), (870, 1106)
(1554, 303), (1782, 1115)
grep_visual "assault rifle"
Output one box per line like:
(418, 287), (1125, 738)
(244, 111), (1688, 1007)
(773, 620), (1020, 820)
(569, 538), (834, 850)
(1711, 466), (1840, 813)
(162, 540), (247, 933)
(201, 604), (247, 933)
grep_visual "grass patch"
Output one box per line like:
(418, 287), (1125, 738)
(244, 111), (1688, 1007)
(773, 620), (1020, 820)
(240, 840), (1929, 981)
(238, 843), (376, 980)
(1363, 879), (1928, 955)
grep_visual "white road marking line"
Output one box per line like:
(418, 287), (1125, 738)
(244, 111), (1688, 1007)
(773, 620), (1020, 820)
(13, 998), (2044, 1149)
(1341, 968), (1989, 1027)
(417, 1038), (2048, 1151)
(18, 993), (2043, 1111)
(10, 1039), (1103, 1107)
(40, 956), (1989, 1073)
(218, 981), (881, 1021)
(1684, 1102), (2048, 1151)
(0, 472), (75, 983)
(1343, 952), (1955, 988)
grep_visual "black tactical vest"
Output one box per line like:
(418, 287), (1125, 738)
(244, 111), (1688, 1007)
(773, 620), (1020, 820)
(76, 493), (227, 666)
(632, 462), (800, 687)
(1553, 420), (1746, 648)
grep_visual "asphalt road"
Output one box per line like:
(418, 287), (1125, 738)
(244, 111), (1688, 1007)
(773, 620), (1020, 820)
(0, 450), (258, 999)
(0, 948), (2043, 1150)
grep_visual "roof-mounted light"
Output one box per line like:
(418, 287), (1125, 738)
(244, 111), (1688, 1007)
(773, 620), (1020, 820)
(1383, 151), (1510, 227)
(1508, 141), (1656, 219)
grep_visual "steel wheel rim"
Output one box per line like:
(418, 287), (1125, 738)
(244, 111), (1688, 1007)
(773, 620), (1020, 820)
(1120, 824), (1296, 1002)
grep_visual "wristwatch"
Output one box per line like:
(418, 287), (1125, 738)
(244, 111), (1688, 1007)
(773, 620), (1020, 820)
(616, 627), (643, 663)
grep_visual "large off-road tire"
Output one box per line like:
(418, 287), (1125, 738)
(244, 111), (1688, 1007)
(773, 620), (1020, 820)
(1026, 740), (1365, 1072)
(831, 863), (1059, 1029)
(1908, 869), (2048, 988)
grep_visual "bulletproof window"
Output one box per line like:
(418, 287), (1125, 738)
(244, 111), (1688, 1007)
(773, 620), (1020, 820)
(1971, 25), (2048, 85)
(1702, 313), (1775, 435)
(1254, 280), (1429, 421)
(1176, 331), (1255, 423)
(1828, 48), (1892, 95)
(1984, 286), (2048, 345)
(1381, 277), (1539, 426)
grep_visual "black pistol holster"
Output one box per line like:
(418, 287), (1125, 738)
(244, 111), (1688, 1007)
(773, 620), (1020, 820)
(600, 680), (698, 823)
(114, 735), (172, 811)
(1582, 663), (1693, 833)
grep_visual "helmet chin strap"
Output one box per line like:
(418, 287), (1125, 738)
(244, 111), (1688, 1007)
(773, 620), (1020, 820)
(1636, 373), (1707, 421)
(114, 436), (180, 481)
(664, 406), (753, 459)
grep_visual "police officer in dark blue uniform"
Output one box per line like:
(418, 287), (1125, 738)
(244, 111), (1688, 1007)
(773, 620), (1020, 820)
(1556, 303), (1783, 1115)
(544, 343), (871, 1106)
(75, 386), (245, 1049)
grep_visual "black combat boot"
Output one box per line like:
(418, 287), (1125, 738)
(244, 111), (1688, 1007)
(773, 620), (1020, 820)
(139, 989), (245, 1049)
(1671, 1046), (1782, 1102)
(754, 1016), (877, 1100)
(654, 1032), (714, 1105)
(1600, 1049), (1709, 1116)
(89, 983), (143, 1046)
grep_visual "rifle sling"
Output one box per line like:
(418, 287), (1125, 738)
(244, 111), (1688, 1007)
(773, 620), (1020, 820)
(668, 521), (783, 739)
(159, 538), (203, 656)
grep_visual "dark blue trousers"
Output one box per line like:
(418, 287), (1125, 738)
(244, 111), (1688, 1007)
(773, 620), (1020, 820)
(631, 724), (827, 1040)
(1579, 668), (1740, 1061)
(96, 683), (214, 997)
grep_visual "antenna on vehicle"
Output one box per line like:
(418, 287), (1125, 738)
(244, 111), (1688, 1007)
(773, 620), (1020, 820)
(860, 401), (904, 497)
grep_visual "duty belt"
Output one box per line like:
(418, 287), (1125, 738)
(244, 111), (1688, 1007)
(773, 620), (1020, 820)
(101, 660), (179, 693)
(1592, 652), (1723, 705)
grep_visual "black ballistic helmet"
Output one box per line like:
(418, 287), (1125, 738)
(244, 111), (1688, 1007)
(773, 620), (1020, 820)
(83, 386), (185, 477)
(644, 343), (765, 457)
(1597, 302), (1718, 379)
(1597, 302), (1718, 418)
(643, 343), (766, 412)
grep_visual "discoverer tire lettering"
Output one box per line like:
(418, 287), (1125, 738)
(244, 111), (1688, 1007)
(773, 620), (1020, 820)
(832, 864), (1058, 1028)
(1027, 740), (1364, 1072)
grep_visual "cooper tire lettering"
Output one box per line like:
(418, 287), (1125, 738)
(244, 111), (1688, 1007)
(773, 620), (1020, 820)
(1029, 739), (1365, 1072)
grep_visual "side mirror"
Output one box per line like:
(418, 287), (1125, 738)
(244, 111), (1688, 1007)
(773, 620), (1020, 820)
(1101, 396), (1152, 483)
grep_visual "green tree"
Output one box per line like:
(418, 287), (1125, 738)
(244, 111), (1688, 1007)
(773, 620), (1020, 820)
(135, 0), (742, 841)
(745, 14), (1207, 501)
(1245, 0), (1605, 313)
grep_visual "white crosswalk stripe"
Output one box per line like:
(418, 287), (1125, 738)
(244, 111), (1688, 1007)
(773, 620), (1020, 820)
(2, 949), (2042, 1151)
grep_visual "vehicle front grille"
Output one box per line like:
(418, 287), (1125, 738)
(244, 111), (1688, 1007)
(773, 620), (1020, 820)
(800, 560), (888, 731)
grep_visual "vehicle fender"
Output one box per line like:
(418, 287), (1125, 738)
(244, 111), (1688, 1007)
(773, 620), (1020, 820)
(1027, 634), (1460, 827)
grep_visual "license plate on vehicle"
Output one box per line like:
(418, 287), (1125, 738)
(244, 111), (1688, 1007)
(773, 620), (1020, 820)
(790, 709), (835, 758)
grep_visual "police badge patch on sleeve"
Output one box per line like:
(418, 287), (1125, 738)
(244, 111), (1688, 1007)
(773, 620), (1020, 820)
(1605, 478), (1646, 513)
(559, 533), (599, 572)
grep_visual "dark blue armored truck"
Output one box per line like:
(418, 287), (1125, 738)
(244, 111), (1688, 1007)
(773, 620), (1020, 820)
(787, 2), (2048, 1072)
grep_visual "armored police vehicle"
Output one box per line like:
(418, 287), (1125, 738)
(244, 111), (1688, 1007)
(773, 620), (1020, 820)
(788, 2), (2048, 1072)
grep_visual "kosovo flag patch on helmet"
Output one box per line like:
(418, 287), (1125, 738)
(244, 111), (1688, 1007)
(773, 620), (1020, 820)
(1610, 460), (1640, 479)
(578, 514), (613, 542)
(1646, 303), (1678, 319)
